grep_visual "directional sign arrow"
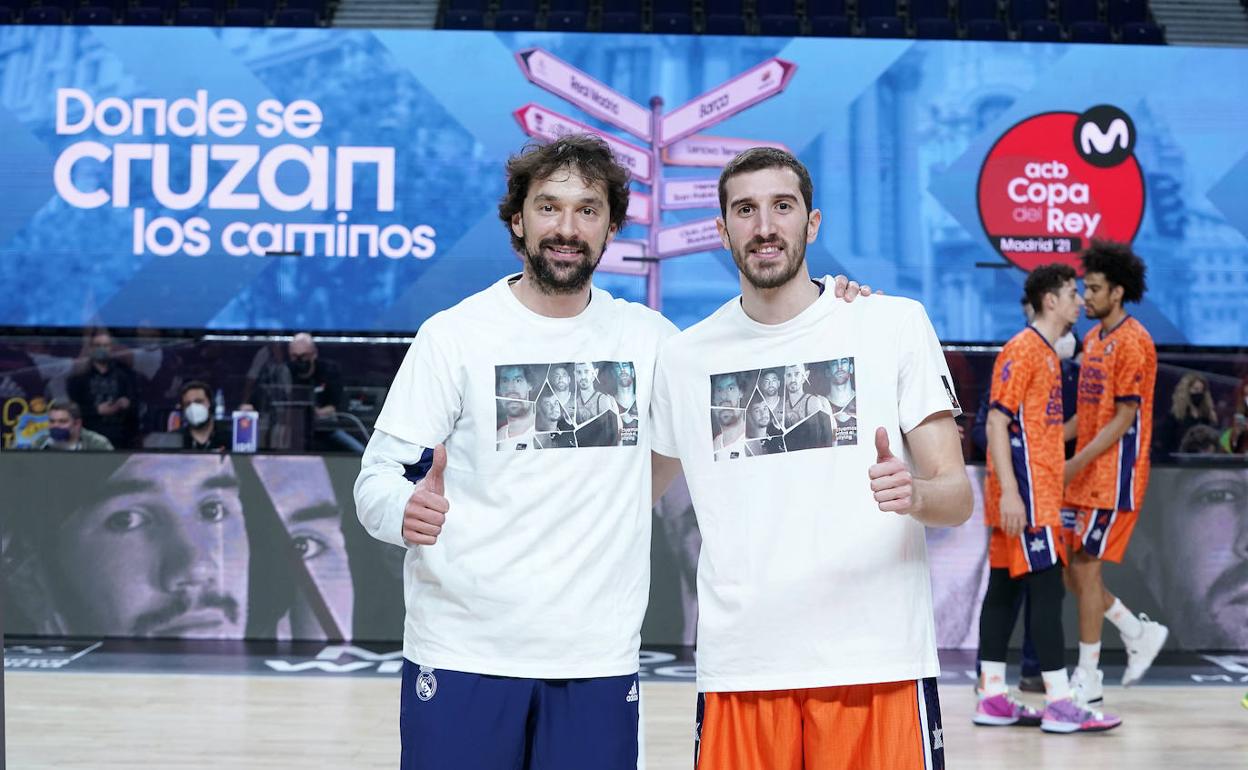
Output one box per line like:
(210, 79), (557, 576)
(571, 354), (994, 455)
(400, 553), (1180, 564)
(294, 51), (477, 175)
(663, 135), (793, 168)
(514, 103), (653, 183)
(662, 178), (720, 211)
(659, 58), (797, 147)
(516, 48), (652, 142)
(599, 239), (650, 276)
(627, 191), (652, 225)
(656, 217), (722, 257)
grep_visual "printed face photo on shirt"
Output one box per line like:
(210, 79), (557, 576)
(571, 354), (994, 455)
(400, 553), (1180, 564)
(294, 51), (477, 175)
(709, 358), (857, 461)
(494, 361), (638, 450)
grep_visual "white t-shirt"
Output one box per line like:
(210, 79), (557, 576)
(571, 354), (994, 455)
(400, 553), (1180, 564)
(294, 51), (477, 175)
(372, 274), (676, 679)
(651, 279), (961, 693)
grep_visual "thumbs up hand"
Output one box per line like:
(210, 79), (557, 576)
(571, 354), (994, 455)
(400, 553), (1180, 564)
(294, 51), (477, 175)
(868, 427), (916, 515)
(403, 444), (450, 546)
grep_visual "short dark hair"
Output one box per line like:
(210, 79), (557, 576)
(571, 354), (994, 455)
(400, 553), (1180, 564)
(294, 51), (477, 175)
(1023, 263), (1078, 313)
(497, 136), (631, 254)
(1178, 424), (1222, 454)
(1081, 241), (1147, 304)
(718, 147), (813, 218)
(179, 380), (212, 404)
(48, 399), (81, 421)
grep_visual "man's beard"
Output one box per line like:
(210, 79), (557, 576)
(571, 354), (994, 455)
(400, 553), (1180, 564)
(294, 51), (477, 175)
(524, 232), (606, 295)
(729, 232), (807, 290)
(1084, 302), (1109, 320)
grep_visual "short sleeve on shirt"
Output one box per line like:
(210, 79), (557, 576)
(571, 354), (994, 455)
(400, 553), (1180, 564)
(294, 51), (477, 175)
(373, 318), (463, 448)
(896, 302), (962, 433)
(1113, 334), (1148, 403)
(989, 339), (1032, 419)
(649, 343), (680, 458)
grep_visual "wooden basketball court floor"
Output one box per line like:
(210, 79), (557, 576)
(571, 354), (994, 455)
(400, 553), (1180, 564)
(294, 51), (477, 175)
(6, 672), (1246, 768)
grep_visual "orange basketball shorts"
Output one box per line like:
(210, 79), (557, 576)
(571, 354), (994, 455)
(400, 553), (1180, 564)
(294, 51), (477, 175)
(694, 678), (944, 770)
(1068, 507), (1138, 563)
(989, 525), (1068, 578)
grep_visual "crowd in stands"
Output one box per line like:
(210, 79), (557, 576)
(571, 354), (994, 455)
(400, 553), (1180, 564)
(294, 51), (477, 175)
(1, 326), (1244, 458)
(0, 328), (380, 455)
(1157, 371), (1248, 457)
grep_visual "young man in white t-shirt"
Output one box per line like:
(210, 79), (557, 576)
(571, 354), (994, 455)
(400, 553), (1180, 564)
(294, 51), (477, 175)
(651, 148), (972, 770)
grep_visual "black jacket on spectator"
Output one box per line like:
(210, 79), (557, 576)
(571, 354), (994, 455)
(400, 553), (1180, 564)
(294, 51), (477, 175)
(67, 362), (137, 449)
(181, 424), (229, 452)
(290, 358), (343, 412)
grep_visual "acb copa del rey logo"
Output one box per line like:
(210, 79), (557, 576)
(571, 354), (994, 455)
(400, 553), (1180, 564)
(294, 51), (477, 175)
(977, 105), (1145, 272)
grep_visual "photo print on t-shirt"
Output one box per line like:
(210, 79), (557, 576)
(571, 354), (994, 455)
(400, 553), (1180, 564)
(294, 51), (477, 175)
(709, 357), (858, 461)
(495, 361), (639, 451)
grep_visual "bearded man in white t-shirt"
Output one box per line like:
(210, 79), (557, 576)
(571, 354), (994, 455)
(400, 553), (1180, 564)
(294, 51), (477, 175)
(650, 147), (972, 770)
(353, 135), (678, 770)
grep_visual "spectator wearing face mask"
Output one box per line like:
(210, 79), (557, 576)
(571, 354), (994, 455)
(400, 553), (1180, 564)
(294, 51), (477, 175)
(179, 381), (228, 452)
(32, 399), (114, 451)
(1156, 372), (1220, 459)
(66, 329), (138, 449)
(287, 333), (364, 453)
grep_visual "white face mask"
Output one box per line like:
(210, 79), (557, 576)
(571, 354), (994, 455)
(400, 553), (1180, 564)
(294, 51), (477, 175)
(184, 401), (211, 427)
(1055, 331), (1077, 361)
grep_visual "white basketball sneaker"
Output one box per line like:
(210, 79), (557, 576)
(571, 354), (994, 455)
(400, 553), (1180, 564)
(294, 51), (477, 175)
(1071, 666), (1103, 705)
(1122, 614), (1169, 687)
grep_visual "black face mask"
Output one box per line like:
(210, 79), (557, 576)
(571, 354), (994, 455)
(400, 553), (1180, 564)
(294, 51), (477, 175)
(291, 359), (313, 377)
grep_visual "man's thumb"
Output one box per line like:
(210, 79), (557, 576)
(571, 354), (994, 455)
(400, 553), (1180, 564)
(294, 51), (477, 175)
(874, 427), (894, 463)
(425, 444), (447, 495)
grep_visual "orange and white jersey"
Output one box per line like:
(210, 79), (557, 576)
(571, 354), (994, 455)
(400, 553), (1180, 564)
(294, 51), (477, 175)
(984, 327), (1065, 576)
(1065, 316), (1156, 512)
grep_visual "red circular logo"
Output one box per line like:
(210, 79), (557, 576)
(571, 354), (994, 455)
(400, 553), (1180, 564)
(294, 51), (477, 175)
(977, 107), (1145, 273)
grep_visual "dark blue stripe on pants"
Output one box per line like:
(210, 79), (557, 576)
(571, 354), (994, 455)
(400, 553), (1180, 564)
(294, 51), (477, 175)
(922, 677), (945, 770)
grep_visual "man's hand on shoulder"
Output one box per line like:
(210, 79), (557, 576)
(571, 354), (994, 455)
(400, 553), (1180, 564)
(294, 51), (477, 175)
(832, 274), (881, 303)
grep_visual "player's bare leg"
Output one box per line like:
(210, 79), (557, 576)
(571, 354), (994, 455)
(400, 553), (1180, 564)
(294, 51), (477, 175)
(1069, 553), (1108, 644)
(1068, 553), (1107, 704)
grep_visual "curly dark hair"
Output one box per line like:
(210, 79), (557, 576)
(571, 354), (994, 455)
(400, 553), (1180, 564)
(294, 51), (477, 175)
(1023, 263), (1078, 313)
(1081, 240), (1147, 304)
(718, 147), (813, 218)
(497, 135), (631, 254)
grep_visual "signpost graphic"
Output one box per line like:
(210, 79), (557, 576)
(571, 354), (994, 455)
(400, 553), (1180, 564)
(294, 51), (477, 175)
(514, 49), (797, 310)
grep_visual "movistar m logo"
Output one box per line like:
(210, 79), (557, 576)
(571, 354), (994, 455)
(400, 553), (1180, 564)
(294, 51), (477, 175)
(1080, 119), (1130, 155)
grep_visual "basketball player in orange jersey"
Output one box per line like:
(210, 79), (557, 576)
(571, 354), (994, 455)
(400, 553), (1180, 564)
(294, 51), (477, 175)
(1063, 242), (1168, 705)
(974, 263), (1120, 733)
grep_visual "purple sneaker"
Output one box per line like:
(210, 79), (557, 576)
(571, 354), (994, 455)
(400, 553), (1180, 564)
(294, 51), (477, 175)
(973, 692), (1043, 727)
(1040, 698), (1122, 733)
